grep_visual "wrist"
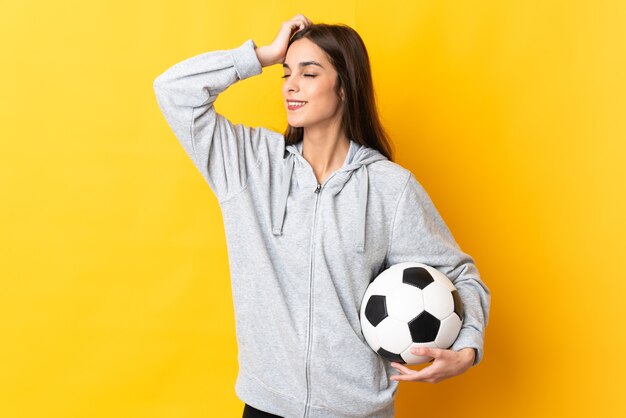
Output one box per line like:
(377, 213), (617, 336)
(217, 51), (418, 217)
(458, 348), (476, 365)
(254, 45), (274, 67)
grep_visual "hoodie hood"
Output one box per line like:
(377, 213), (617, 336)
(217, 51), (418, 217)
(271, 139), (388, 253)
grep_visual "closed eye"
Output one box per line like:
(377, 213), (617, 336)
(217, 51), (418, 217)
(281, 74), (317, 78)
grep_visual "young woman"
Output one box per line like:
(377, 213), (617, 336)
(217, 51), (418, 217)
(153, 14), (490, 418)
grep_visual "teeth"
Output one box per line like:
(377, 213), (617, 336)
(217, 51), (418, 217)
(288, 101), (306, 107)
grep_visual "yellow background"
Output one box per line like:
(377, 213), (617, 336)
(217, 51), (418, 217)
(1, 0), (624, 417)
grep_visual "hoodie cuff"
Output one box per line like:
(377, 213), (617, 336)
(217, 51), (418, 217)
(450, 326), (485, 366)
(230, 39), (263, 81)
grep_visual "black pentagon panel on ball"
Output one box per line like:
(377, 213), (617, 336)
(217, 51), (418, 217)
(408, 311), (441, 342)
(365, 295), (388, 327)
(377, 347), (406, 364)
(451, 290), (464, 320)
(402, 267), (434, 290)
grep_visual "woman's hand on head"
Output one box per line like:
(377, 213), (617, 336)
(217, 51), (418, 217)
(255, 14), (313, 67)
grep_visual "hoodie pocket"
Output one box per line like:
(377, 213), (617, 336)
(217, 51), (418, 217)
(309, 317), (394, 413)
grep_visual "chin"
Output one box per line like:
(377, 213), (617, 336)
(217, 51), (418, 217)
(287, 118), (308, 129)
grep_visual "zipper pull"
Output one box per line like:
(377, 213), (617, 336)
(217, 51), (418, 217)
(314, 183), (321, 193)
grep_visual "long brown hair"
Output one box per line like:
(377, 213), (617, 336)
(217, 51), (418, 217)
(284, 23), (394, 162)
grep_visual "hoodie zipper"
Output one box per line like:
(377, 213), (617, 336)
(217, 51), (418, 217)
(303, 182), (321, 417)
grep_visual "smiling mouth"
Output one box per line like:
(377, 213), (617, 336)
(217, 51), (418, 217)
(287, 101), (307, 111)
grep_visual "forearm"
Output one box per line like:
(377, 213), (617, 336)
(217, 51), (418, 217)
(254, 45), (274, 67)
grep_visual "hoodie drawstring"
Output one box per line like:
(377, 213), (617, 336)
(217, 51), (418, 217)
(271, 153), (370, 254)
(272, 153), (295, 236)
(355, 164), (369, 253)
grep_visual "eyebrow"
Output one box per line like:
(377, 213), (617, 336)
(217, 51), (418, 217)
(282, 61), (324, 69)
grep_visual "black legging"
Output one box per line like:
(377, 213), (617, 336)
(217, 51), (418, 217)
(242, 403), (284, 418)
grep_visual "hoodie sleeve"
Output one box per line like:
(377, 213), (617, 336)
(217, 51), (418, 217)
(153, 39), (267, 202)
(385, 172), (491, 366)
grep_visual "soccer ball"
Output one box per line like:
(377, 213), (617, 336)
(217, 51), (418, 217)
(359, 262), (464, 365)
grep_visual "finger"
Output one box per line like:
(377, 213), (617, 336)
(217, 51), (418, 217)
(389, 362), (413, 375)
(290, 20), (305, 33)
(286, 19), (301, 31)
(293, 15), (311, 30)
(411, 346), (444, 359)
(281, 20), (303, 41)
(297, 17), (309, 30)
(389, 362), (416, 381)
(295, 13), (310, 24)
(392, 364), (437, 382)
(285, 17), (303, 29)
(390, 373), (413, 382)
(290, 15), (306, 26)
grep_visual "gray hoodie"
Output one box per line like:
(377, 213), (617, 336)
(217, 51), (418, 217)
(153, 38), (490, 418)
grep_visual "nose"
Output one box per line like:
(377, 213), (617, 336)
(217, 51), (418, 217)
(283, 76), (299, 94)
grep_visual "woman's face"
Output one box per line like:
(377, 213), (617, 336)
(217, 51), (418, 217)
(281, 38), (344, 130)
